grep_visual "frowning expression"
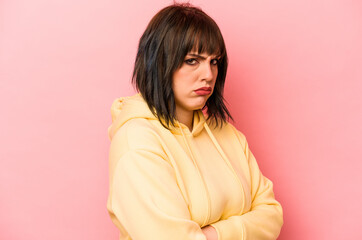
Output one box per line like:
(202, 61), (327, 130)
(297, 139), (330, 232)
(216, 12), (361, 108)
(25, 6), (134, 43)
(172, 52), (219, 116)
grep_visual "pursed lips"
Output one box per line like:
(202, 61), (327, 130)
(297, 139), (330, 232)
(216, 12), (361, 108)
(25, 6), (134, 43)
(194, 87), (212, 95)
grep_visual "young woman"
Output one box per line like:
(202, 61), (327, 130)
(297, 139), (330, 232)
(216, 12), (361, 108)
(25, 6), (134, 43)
(107, 3), (283, 240)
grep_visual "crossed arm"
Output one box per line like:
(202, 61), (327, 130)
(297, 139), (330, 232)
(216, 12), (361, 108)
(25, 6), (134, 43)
(108, 122), (283, 240)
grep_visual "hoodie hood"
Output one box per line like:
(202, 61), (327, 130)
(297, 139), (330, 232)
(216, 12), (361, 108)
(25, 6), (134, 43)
(108, 93), (206, 140)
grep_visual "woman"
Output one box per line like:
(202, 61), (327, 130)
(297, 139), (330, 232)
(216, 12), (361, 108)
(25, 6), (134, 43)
(107, 3), (283, 240)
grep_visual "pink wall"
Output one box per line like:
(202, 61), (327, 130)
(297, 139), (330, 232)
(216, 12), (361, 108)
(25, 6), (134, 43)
(1, 0), (361, 239)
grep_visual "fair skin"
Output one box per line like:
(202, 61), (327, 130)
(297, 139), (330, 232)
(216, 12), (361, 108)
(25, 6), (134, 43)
(201, 225), (218, 240)
(172, 52), (219, 239)
(172, 52), (219, 131)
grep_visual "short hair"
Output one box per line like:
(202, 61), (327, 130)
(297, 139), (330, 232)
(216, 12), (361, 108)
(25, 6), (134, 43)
(132, 3), (233, 128)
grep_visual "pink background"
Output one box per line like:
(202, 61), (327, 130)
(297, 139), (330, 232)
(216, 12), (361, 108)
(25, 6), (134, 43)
(1, 0), (361, 239)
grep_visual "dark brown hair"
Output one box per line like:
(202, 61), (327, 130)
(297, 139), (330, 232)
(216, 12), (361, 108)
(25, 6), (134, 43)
(132, 3), (232, 128)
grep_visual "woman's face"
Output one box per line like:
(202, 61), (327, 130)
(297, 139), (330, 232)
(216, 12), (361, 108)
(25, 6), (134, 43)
(172, 52), (219, 117)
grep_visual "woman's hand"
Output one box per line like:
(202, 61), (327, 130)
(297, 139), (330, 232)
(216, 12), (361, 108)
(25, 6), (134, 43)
(201, 225), (218, 240)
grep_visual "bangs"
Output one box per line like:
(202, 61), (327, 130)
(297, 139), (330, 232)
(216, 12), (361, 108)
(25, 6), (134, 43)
(181, 14), (226, 58)
(159, 5), (227, 70)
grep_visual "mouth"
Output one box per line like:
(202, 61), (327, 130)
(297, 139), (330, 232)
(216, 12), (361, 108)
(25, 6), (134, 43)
(194, 87), (212, 96)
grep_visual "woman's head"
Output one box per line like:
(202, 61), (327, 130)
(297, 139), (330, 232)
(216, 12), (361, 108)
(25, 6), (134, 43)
(132, 3), (232, 127)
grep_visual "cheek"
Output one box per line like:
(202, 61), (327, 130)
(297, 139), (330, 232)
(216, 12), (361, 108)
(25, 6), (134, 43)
(172, 73), (187, 96)
(212, 69), (218, 85)
(174, 71), (193, 88)
(172, 76), (184, 91)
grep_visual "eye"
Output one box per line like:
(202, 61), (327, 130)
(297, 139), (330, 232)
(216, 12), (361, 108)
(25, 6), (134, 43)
(185, 58), (198, 65)
(211, 59), (219, 65)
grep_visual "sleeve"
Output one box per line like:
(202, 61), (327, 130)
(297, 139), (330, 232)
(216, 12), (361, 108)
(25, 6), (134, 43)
(210, 131), (283, 240)
(108, 121), (207, 240)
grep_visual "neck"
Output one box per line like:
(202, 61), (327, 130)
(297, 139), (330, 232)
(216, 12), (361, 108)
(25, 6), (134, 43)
(175, 108), (194, 131)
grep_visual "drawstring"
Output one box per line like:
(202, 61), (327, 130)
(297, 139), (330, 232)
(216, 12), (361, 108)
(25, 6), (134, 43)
(204, 122), (246, 215)
(176, 120), (211, 227)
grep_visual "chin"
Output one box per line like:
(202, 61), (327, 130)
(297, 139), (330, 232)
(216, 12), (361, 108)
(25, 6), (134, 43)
(192, 100), (208, 110)
(182, 96), (209, 111)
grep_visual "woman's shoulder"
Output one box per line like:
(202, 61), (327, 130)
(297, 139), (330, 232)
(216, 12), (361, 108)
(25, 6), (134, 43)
(113, 118), (163, 145)
(109, 118), (168, 167)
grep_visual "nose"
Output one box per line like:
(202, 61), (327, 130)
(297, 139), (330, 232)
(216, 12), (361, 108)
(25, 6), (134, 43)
(201, 62), (216, 82)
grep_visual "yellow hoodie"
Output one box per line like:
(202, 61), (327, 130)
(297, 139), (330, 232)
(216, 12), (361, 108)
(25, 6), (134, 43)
(107, 94), (283, 240)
